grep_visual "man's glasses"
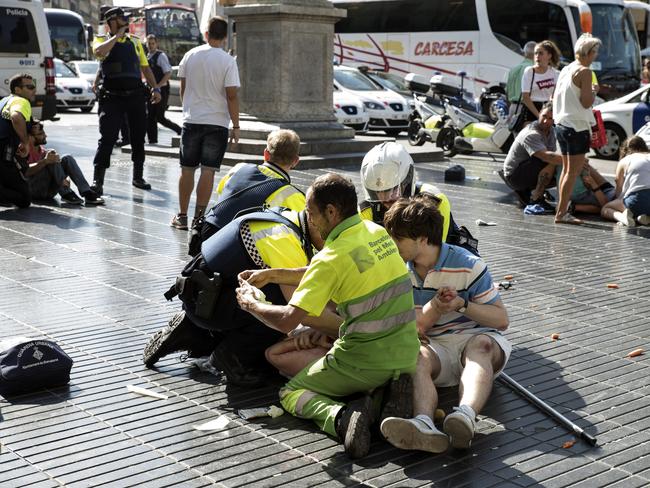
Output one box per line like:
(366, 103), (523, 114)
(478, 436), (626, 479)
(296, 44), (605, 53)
(21, 84), (36, 90)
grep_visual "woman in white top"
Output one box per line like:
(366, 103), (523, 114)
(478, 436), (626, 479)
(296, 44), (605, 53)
(601, 136), (650, 226)
(521, 40), (560, 122)
(552, 34), (602, 224)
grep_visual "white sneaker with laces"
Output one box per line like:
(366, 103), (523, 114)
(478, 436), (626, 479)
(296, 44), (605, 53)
(380, 416), (449, 453)
(443, 405), (476, 449)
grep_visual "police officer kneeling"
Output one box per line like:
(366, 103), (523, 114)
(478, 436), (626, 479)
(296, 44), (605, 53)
(91, 7), (161, 195)
(143, 207), (338, 386)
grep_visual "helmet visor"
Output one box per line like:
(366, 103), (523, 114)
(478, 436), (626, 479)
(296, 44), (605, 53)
(366, 184), (403, 203)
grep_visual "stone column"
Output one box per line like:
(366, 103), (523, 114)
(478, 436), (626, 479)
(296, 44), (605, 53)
(225, 0), (354, 139)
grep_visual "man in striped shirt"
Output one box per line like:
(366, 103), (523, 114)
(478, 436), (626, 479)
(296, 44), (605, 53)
(381, 197), (510, 453)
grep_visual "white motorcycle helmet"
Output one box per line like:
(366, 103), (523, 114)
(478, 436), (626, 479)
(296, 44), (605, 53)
(361, 142), (415, 203)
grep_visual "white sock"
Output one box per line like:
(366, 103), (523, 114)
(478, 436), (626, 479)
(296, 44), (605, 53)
(458, 404), (477, 420)
(414, 414), (441, 432)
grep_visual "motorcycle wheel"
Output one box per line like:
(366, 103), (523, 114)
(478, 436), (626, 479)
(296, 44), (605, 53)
(438, 127), (458, 157)
(408, 118), (426, 146)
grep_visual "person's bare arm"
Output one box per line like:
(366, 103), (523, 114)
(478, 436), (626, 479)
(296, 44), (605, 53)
(276, 283), (342, 336)
(522, 92), (539, 118)
(237, 294), (308, 334)
(25, 150), (60, 176)
(576, 68), (596, 108)
(239, 267), (308, 288)
(226, 86), (239, 143)
(614, 160), (627, 197)
(532, 150), (563, 165)
(180, 78), (185, 103)
(157, 71), (172, 89)
(93, 26), (128, 58)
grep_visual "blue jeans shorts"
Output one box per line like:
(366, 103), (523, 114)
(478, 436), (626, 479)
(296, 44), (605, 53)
(624, 188), (650, 216)
(573, 184), (616, 207)
(180, 123), (229, 169)
(555, 124), (590, 155)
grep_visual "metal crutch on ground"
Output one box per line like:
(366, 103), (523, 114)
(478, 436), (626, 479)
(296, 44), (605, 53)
(497, 372), (598, 446)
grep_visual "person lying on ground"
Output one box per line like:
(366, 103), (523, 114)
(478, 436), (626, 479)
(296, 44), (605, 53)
(601, 136), (650, 227)
(554, 160), (614, 215)
(380, 196), (510, 454)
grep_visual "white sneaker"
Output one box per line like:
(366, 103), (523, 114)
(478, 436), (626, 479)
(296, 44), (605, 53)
(614, 209), (636, 227)
(380, 417), (449, 453)
(637, 214), (650, 226)
(443, 406), (476, 449)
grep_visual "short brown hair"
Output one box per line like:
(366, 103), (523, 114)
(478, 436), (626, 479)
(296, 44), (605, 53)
(384, 196), (443, 246)
(266, 130), (300, 166)
(309, 173), (357, 219)
(620, 136), (648, 158)
(207, 16), (227, 40)
(146, 34), (157, 42)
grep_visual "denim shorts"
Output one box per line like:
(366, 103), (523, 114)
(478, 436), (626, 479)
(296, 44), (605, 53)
(624, 188), (650, 216)
(573, 184), (616, 206)
(555, 124), (590, 155)
(180, 123), (229, 168)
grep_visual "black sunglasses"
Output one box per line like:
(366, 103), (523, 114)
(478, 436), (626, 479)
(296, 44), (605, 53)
(21, 84), (36, 90)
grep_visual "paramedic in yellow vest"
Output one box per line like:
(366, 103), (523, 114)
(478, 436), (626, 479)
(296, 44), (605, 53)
(91, 7), (161, 196)
(236, 173), (420, 459)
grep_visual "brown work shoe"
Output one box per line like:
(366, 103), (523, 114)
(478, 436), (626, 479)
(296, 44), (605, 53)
(379, 374), (413, 424)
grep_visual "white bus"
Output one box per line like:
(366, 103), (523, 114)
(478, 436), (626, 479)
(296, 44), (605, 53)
(332, 0), (641, 108)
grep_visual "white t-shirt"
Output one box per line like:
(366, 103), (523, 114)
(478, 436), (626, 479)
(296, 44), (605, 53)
(621, 152), (650, 198)
(178, 44), (240, 127)
(521, 66), (559, 102)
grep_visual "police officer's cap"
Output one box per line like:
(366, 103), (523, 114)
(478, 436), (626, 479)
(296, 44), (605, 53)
(104, 7), (130, 22)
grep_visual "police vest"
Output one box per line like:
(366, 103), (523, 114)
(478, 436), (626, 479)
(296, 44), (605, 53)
(0, 96), (13, 141)
(202, 209), (311, 278)
(101, 36), (142, 90)
(147, 51), (164, 84)
(204, 163), (290, 231)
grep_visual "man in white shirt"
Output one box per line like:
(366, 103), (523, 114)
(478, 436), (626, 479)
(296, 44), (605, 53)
(172, 16), (240, 230)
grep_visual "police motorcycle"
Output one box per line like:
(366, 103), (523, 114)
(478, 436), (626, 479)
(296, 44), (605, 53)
(404, 73), (445, 146)
(451, 98), (514, 156)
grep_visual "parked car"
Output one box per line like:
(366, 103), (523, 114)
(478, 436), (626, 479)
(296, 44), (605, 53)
(595, 84), (650, 160)
(168, 66), (181, 107)
(333, 65), (409, 136)
(358, 67), (413, 103)
(53, 58), (94, 112)
(333, 86), (368, 132)
(68, 60), (99, 85)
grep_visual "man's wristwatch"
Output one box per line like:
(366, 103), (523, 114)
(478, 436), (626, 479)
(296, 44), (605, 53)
(152, 87), (161, 94)
(456, 297), (469, 314)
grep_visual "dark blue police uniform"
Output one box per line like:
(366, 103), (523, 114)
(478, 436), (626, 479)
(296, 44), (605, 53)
(92, 27), (152, 195)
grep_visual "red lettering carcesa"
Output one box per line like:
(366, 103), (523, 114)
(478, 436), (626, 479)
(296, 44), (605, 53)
(414, 41), (474, 56)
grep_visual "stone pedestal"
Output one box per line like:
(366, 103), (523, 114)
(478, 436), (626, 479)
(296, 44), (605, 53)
(225, 0), (355, 140)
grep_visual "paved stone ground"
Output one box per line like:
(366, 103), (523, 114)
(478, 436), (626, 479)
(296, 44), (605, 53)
(1, 116), (650, 487)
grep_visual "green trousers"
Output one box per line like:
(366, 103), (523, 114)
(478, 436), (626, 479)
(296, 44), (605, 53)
(280, 353), (407, 437)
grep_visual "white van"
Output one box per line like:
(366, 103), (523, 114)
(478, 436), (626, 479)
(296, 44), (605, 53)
(0, 0), (57, 120)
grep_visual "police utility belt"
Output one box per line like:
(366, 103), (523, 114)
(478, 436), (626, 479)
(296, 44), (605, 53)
(99, 86), (146, 98)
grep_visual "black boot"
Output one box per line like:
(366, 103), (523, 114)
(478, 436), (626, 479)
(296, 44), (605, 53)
(132, 163), (151, 190)
(335, 395), (374, 459)
(91, 166), (106, 196)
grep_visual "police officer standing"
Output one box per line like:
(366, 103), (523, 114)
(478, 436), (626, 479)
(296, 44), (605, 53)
(91, 7), (161, 195)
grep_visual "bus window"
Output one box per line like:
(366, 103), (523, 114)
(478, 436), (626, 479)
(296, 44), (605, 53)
(591, 5), (640, 77)
(336, 0), (478, 34)
(144, 7), (201, 65)
(486, 0), (573, 62)
(0, 7), (40, 54)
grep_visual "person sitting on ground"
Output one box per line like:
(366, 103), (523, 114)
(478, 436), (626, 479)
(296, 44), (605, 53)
(360, 141), (478, 255)
(182, 129), (305, 241)
(380, 197), (510, 454)
(25, 121), (104, 205)
(601, 136), (650, 227)
(554, 159), (615, 215)
(144, 207), (341, 387)
(501, 102), (560, 209)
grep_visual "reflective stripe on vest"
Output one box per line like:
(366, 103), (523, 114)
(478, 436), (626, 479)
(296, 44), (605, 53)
(345, 309), (415, 335)
(249, 222), (298, 244)
(344, 279), (412, 318)
(266, 184), (301, 208)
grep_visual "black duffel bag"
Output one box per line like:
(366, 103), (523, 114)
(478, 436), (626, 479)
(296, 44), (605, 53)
(0, 337), (73, 396)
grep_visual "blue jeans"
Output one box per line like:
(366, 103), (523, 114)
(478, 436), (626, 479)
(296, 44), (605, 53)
(624, 189), (650, 216)
(180, 123), (229, 169)
(555, 124), (590, 155)
(28, 155), (91, 199)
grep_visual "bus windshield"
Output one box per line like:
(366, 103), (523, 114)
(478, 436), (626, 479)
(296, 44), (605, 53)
(144, 7), (201, 65)
(590, 4), (640, 79)
(46, 10), (88, 61)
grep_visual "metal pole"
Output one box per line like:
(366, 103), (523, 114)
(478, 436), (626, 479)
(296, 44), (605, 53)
(497, 372), (597, 446)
